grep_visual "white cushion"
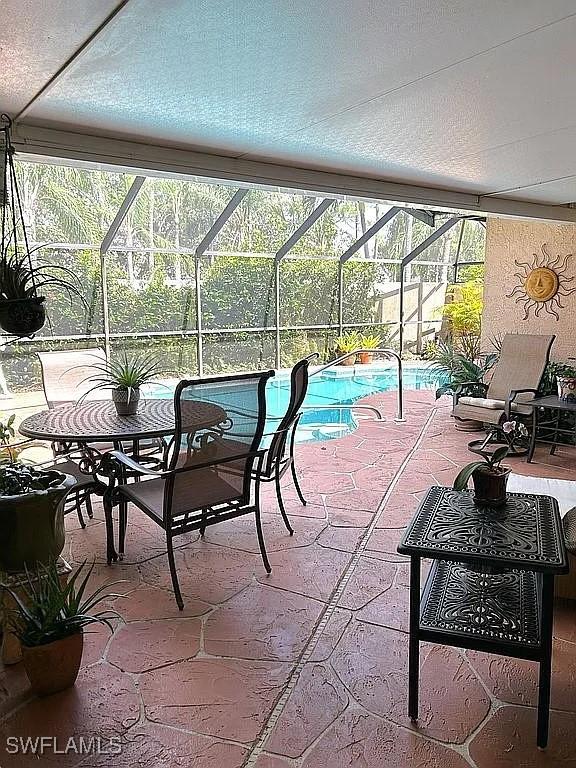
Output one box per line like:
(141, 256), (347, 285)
(458, 396), (530, 414)
(459, 396), (504, 409)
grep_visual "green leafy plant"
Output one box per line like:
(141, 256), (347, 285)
(77, 352), (166, 403)
(0, 247), (85, 305)
(7, 560), (121, 648)
(0, 413), (15, 451)
(426, 339), (497, 399)
(335, 331), (360, 354)
(453, 446), (510, 491)
(359, 333), (381, 349)
(442, 279), (484, 336)
(0, 463), (66, 496)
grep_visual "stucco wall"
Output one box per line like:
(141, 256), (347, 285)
(482, 218), (576, 361)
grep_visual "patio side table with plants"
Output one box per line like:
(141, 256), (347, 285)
(398, 485), (568, 749)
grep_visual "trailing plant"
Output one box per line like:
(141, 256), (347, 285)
(77, 352), (166, 403)
(0, 248), (85, 306)
(7, 560), (120, 648)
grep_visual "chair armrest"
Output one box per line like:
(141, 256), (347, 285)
(504, 388), (539, 418)
(108, 450), (172, 477)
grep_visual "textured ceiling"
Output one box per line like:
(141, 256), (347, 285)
(2, 0), (576, 207)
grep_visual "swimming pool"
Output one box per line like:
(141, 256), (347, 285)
(267, 364), (436, 441)
(148, 363), (437, 443)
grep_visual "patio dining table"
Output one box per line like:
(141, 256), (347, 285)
(19, 398), (228, 561)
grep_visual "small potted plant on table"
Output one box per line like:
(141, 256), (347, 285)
(334, 331), (360, 366)
(358, 333), (381, 364)
(7, 560), (119, 695)
(78, 352), (165, 416)
(554, 363), (576, 402)
(453, 444), (511, 507)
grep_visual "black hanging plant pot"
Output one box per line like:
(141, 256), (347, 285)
(0, 295), (46, 336)
(0, 114), (85, 338)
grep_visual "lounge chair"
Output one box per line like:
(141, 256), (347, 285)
(452, 333), (555, 448)
(103, 370), (274, 609)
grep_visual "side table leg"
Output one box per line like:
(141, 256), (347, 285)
(537, 574), (554, 749)
(528, 407), (537, 463)
(408, 555), (421, 721)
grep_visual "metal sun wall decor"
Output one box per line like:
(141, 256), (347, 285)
(506, 243), (576, 321)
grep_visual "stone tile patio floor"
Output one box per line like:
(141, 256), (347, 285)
(1, 390), (576, 767)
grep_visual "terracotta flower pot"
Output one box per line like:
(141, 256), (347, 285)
(0, 473), (75, 572)
(112, 387), (140, 416)
(0, 296), (46, 336)
(336, 353), (356, 366)
(22, 631), (84, 696)
(472, 465), (511, 508)
(358, 352), (374, 364)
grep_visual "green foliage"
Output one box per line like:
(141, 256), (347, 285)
(335, 331), (361, 353)
(359, 333), (381, 349)
(7, 560), (120, 647)
(78, 352), (166, 402)
(0, 464), (66, 496)
(442, 278), (483, 335)
(0, 414), (15, 447)
(426, 339), (497, 399)
(452, 445), (510, 491)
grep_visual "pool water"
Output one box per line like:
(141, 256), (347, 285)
(267, 364), (436, 442)
(147, 364), (436, 443)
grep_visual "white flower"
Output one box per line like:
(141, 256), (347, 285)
(502, 421), (515, 434)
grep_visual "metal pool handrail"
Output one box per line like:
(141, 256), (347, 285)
(300, 403), (384, 420)
(309, 348), (404, 422)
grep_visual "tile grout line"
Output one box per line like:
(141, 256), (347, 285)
(243, 406), (439, 767)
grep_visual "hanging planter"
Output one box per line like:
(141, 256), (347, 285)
(0, 114), (85, 338)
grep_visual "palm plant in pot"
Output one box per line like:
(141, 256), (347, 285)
(0, 115), (85, 337)
(358, 333), (381, 364)
(7, 560), (120, 696)
(78, 352), (165, 416)
(0, 417), (76, 572)
(334, 331), (360, 366)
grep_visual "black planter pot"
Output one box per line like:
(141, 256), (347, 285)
(0, 296), (46, 336)
(472, 465), (511, 508)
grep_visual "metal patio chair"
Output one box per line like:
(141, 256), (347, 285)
(257, 357), (310, 534)
(102, 370), (274, 609)
(452, 333), (555, 451)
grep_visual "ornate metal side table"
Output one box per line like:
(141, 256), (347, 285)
(398, 486), (568, 749)
(527, 395), (576, 463)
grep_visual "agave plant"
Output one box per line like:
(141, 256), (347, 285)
(7, 560), (121, 647)
(77, 352), (166, 404)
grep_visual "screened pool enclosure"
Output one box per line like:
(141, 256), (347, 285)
(1, 162), (485, 394)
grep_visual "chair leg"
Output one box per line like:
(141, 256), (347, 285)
(275, 473), (294, 536)
(85, 492), (94, 520)
(255, 504), (271, 573)
(118, 500), (128, 559)
(75, 493), (86, 529)
(290, 460), (307, 507)
(166, 533), (184, 610)
(103, 493), (118, 565)
(199, 508), (207, 537)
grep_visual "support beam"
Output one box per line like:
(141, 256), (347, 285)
(401, 216), (462, 267)
(195, 188), (249, 256)
(404, 208), (435, 227)
(340, 206), (401, 263)
(100, 175), (146, 359)
(275, 199), (334, 261)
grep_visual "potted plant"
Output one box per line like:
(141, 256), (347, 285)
(358, 333), (381, 364)
(0, 115), (85, 337)
(553, 362), (576, 402)
(453, 445), (511, 507)
(6, 560), (119, 696)
(0, 460), (75, 573)
(334, 332), (360, 366)
(78, 352), (165, 416)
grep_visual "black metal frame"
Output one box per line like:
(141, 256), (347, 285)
(102, 370), (274, 609)
(528, 395), (576, 462)
(399, 486), (568, 750)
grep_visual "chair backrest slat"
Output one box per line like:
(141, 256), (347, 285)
(37, 349), (107, 409)
(487, 334), (555, 401)
(265, 358), (310, 473)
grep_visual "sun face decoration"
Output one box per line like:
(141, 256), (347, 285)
(506, 244), (576, 321)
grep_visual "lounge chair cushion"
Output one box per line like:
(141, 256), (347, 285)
(458, 396), (532, 415)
